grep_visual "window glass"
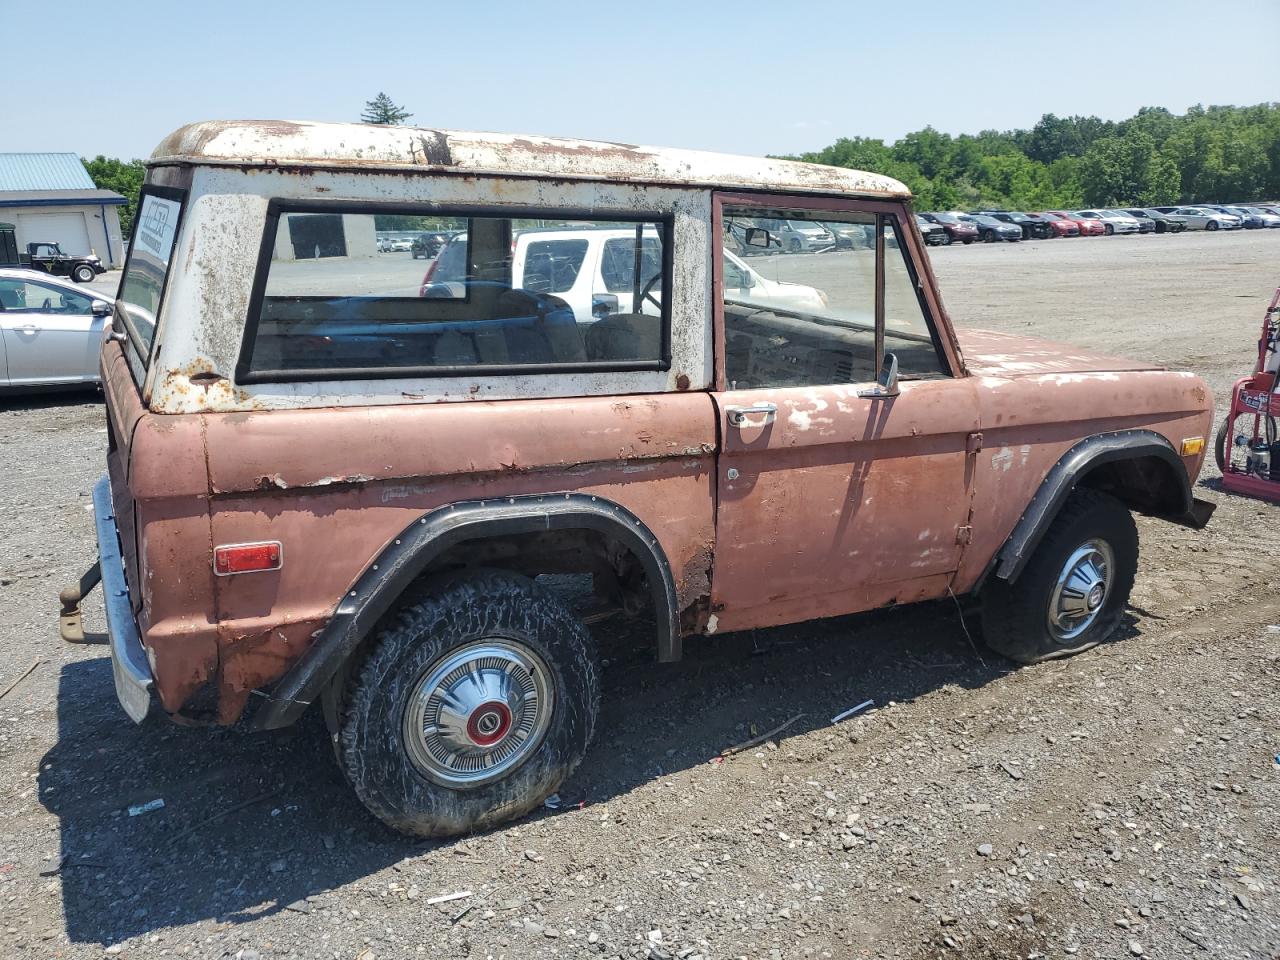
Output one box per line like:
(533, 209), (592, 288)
(721, 207), (946, 390)
(245, 212), (668, 377)
(601, 236), (663, 293)
(0, 279), (92, 314)
(119, 192), (182, 356)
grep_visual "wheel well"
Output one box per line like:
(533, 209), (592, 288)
(416, 527), (654, 619)
(1076, 454), (1187, 517)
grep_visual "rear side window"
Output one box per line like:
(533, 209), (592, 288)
(118, 189), (184, 360)
(240, 208), (671, 383)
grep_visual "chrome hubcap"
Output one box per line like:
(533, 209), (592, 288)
(402, 639), (553, 788)
(1047, 539), (1114, 643)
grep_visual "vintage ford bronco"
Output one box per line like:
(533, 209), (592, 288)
(61, 120), (1214, 837)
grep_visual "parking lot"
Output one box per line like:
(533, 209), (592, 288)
(1, 229), (1277, 959)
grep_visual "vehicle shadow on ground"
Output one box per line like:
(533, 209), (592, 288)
(39, 597), (1144, 945)
(0, 388), (101, 412)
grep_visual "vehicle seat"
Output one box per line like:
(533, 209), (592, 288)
(584, 312), (660, 361)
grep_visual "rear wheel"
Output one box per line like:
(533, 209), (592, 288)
(338, 570), (600, 837)
(982, 490), (1137, 664)
(72, 264), (95, 283)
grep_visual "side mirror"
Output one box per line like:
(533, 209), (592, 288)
(858, 351), (899, 399)
(91, 300), (112, 316)
(591, 293), (619, 319)
(744, 227), (775, 249)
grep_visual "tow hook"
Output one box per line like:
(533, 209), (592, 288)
(59, 562), (105, 644)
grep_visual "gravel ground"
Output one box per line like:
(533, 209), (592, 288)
(0, 230), (1277, 959)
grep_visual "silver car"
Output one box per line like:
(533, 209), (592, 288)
(1073, 209), (1142, 235)
(0, 268), (113, 391)
(1167, 207), (1242, 231)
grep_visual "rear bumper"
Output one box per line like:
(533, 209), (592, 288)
(91, 475), (153, 722)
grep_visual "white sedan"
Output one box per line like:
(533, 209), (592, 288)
(0, 268), (114, 392)
(1161, 207), (1242, 231)
(1073, 209), (1142, 235)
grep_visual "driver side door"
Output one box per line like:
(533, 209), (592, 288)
(0, 278), (106, 385)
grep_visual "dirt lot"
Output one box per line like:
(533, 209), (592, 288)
(1, 230), (1277, 960)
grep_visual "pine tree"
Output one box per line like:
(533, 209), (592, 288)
(361, 93), (412, 126)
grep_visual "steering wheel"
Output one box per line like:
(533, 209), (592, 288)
(640, 272), (663, 312)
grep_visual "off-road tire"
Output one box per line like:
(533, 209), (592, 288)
(981, 490), (1137, 664)
(338, 569), (600, 837)
(72, 264), (95, 283)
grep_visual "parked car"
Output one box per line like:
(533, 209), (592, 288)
(753, 218), (835, 253)
(1072, 210), (1142, 235)
(915, 216), (947, 246)
(1234, 206), (1280, 228)
(66, 119), (1215, 840)
(1035, 212), (1081, 237)
(959, 213), (1022, 242)
(411, 232), (453, 259)
(1210, 206), (1265, 229)
(819, 221), (873, 250)
(0, 234), (107, 284)
(0, 267), (114, 391)
(1122, 209), (1186, 233)
(1105, 209), (1155, 234)
(918, 212), (978, 245)
(423, 227), (828, 319)
(974, 211), (1054, 240)
(1046, 211), (1106, 237)
(1155, 207), (1242, 231)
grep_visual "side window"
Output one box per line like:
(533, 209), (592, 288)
(601, 236), (663, 294)
(0, 280), (90, 313)
(721, 206), (948, 390)
(243, 210), (670, 381)
(522, 240), (587, 294)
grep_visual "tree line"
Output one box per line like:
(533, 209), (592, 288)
(81, 100), (1280, 239)
(787, 103), (1280, 211)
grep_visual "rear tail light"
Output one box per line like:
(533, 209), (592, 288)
(214, 541), (283, 576)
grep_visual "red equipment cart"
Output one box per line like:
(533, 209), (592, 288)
(1216, 286), (1280, 503)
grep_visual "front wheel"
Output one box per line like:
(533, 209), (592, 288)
(72, 264), (95, 283)
(940, 233), (952, 246)
(1104, 223), (1114, 236)
(982, 230), (996, 243)
(338, 570), (600, 837)
(981, 490), (1137, 664)
(962, 237), (975, 245)
(1206, 220), (1219, 231)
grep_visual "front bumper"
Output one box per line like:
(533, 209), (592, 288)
(89, 475), (153, 722)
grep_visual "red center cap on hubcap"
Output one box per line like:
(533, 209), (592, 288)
(467, 701), (513, 747)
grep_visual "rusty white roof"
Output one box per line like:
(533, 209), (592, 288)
(150, 120), (911, 199)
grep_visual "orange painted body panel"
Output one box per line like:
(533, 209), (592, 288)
(200, 394), (717, 717)
(709, 378), (980, 632)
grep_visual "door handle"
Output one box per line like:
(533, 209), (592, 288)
(18, 324), (37, 333)
(726, 402), (777, 427)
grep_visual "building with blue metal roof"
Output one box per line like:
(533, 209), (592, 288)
(0, 153), (126, 268)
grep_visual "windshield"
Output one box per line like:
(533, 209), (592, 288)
(118, 191), (183, 363)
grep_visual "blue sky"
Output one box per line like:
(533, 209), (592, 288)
(3, 0), (1277, 160)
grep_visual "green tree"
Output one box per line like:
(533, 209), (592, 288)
(1079, 132), (1180, 206)
(81, 156), (146, 235)
(361, 92), (412, 125)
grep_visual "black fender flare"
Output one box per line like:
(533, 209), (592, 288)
(252, 492), (680, 730)
(990, 429), (1210, 585)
